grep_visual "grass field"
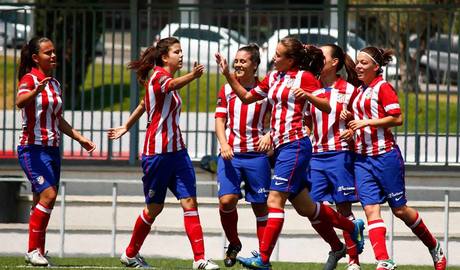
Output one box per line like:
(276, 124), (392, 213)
(1, 56), (459, 133)
(0, 256), (458, 270)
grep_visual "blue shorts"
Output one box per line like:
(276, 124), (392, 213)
(17, 145), (61, 194)
(308, 151), (358, 204)
(217, 152), (270, 203)
(271, 137), (311, 198)
(354, 147), (406, 208)
(141, 149), (196, 204)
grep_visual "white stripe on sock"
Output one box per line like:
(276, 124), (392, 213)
(35, 203), (52, 214)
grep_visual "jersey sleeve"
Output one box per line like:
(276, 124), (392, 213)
(153, 71), (173, 93)
(300, 71), (321, 93)
(250, 73), (270, 99)
(215, 85), (228, 119)
(17, 75), (35, 96)
(379, 83), (401, 116)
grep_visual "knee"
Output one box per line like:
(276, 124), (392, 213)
(391, 206), (408, 220)
(145, 204), (164, 219)
(181, 197), (198, 210)
(219, 195), (238, 211)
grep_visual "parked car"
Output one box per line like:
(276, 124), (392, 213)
(259, 28), (398, 79)
(157, 23), (249, 70)
(0, 5), (32, 48)
(409, 33), (458, 84)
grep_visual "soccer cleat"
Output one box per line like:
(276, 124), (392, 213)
(120, 251), (150, 268)
(237, 254), (271, 270)
(192, 259), (220, 270)
(376, 259), (397, 270)
(223, 244), (241, 267)
(430, 241), (447, 270)
(25, 249), (49, 266)
(323, 243), (346, 270)
(346, 263), (361, 270)
(351, 219), (365, 254)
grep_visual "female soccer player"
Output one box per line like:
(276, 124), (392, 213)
(215, 37), (365, 270)
(342, 46), (447, 270)
(17, 36), (96, 266)
(108, 37), (219, 270)
(305, 44), (361, 270)
(215, 44), (271, 267)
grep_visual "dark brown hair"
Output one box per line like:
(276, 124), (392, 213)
(18, 36), (52, 80)
(237, 43), (261, 71)
(280, 37), (325, 77)
(323, 44), (360, 87)
(128, 37), (180, 84)
(360, 46), (394, 74)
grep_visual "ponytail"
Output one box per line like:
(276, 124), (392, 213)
(128, 37), (180, 84)
(322, 44), (359, 87)
(18, 36), (51, 80)
(279, 37), (324, 77)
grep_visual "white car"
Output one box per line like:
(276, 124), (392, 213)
(259, 28), (398, 79)
(157, 23), (248, 70)
(0, 5), (33, 48)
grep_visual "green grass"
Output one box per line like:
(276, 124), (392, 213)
(0, 256), (457, 270)
(1, 56), (459, 133)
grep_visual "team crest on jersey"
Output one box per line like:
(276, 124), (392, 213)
(365, 89), (373, 99)
(36, 176), (45, 185)
(336, 93), (346, 103)
(285, 77), (294, 88)
(148, 189), (155, 198)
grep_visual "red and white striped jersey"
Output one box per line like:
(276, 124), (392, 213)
(250, 70), (321, 148)
(17, 67), (63, 147)
(310, 77), (355, 153)
(215, 83), (271, 153)
(143, 66), (185, 155)
(350, 76), (401, 156)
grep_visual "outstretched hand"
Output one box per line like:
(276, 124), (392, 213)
(79, 138), (96, 153)
(214, 52), (229, 76)
(108, 126), (128, 140)
(192, 62), (205, 78)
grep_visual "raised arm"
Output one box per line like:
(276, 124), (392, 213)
(215, 52), (261, 104)
(166, 62), (204, 91)
(16, 77), (53, 109)
(108, 99), (146, 140)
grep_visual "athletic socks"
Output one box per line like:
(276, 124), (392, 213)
(256, 214), (268, 251)
(28, 203), (52, 254)
(343, 215), (359, 265)
(309, 203), (343, 252)
(260, 208), (284, 264)
(184, 208), (205, 261)
(368, 219), (390, 260)
(125, 209), (154, 258)
(219, 207), (241, 246)
(406, 211), (437, 250)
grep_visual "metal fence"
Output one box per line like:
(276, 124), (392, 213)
(0, 1), (459, 165)
(0, 176), (458, 263)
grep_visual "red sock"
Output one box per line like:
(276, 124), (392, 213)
(125, 210), (154, 258)
(343, 215), (359, 264)
(309, 205), (342, 251)
(260, 208), (284, 264)
(317, 203), (354, 233)
(184, 208), (205, 261)
(407, 212), (437, 250)
(368, 219), (389, 260)
(256, 214), (268, 251)
(28, 203), (52, 254)
(220, 207), (240, 246)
